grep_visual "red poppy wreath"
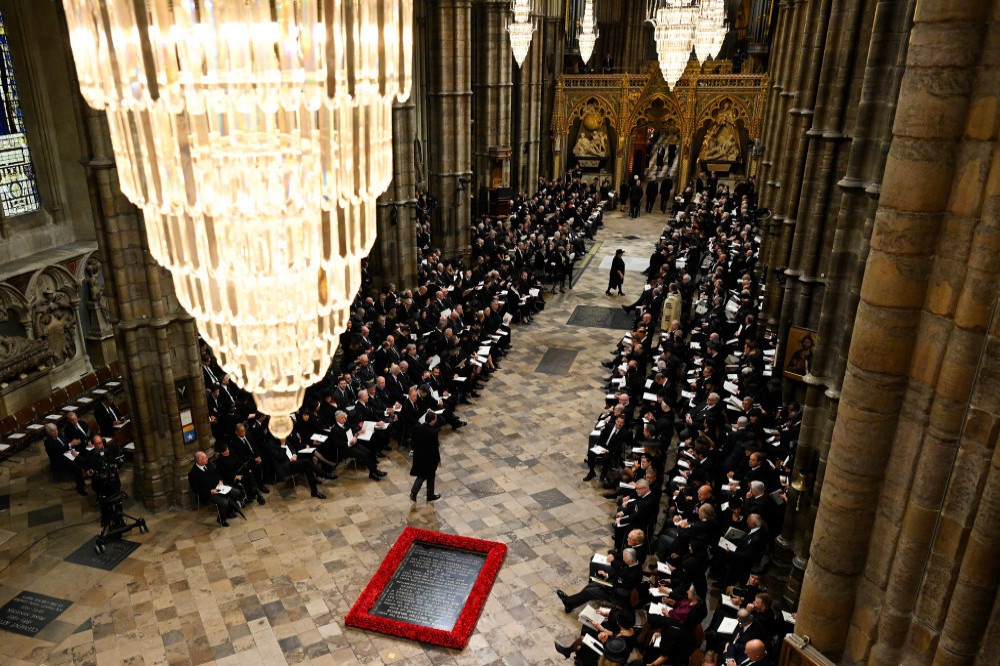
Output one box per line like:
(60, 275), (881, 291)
(344, 527), (507, 649)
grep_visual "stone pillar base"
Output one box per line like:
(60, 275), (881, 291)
(85, 336), (118, 369)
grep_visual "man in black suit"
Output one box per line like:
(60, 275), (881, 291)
(62, 412), (91, 449)
(723, 608), (769, 660)
(584, 415), (630, 482)
(317, 410), (385, 482)
(215, 441), (264, 505)
(409, 411), (442, 502)
(230, 422), (271, 493)
(719, 513), (767, 585)
(645, 179), (659, 213)
(94, 394), (125, 438)
(725, 638), (773, 666)
(556, 547), (643, 612)
(613, 479), (659, 548)
(606, 249), (626, 296)
(188, 450), (245, 527)
(262, 437), (327, 499)
(43, 423), (87, 495)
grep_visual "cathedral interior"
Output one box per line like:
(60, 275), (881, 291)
(0, 0), (998, 665)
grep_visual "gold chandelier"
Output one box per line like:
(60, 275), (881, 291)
(508, 0), (534, 67)
(578, 0), (598, 65)
(63, 0), (412, 438)
(646, 0), (727, 88)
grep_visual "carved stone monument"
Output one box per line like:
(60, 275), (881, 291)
(84, 258), (117, 367)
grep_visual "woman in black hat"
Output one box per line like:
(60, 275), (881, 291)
(554, 606), (636, 664)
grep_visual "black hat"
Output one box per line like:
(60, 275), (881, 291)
(602, 636), (631, 664)
(616, 248), (625, 255)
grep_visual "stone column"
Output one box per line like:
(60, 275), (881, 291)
(372, 97), (419, 289)
(795, 0), (994, 658)
(80, 106), (212, 512)
(426, 0), (473, 257)
(777, 0), (914, 608)
(511, 6), (545, 194)
(472, 0), (513, 195)
(539, 10), (565, 179)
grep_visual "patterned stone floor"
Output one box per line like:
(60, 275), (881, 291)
(0, 207), (671, 666)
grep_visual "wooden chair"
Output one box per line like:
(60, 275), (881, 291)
(52, 387), (71, 407)
(81, 373), (99, 392)
(96, 366), (112, 384)
(109, 360), (122, 377)
(0, 415), (17, 438)
(66, 379), (85, 399)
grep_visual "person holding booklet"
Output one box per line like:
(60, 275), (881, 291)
(557, 547), (643, 613)
(553, 606), (636, 663)
(188, 450), (245, 527)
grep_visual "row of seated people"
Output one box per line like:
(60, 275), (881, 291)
(552, 182), (801, 665)
(190, 175), (610, 517)
(42, 399), (127, 496)
(2, 364), (125, 461)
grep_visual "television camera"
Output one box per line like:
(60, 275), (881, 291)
(90, 449), (148, 554)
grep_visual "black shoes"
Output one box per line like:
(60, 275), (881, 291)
(622, 305), (632, 313)
(259, 486), (270, 494)
(217, 516), (230, 527)
(583, 471), (596, 481)
(369, 472), (383, 481)
(452, 421), (467, 430)
(256, 495), (266, 505)
(605, 290), (611, 296)
(427, 494), (441, 501)
(603, 492), (617, 499)
(554, 641), (573, 658)
(311, 491), (326, 499)
(556, 590), (572, 613)
(410, 492), (417, 502)
(601, 360), (614, 368)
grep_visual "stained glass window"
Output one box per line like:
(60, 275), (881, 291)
(0, 10), (38, 217)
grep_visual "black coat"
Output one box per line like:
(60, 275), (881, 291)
(188, 463), (222, 500)
(609, 255), (626, 288)
(409, 423), (440, 477)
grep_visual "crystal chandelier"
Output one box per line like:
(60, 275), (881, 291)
(647, 0), (727, 88)
(578, 0), (598, 65)
(62, 0), (412, 438)
(508, 0), (534, 67)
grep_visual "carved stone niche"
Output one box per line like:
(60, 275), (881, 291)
(0, 334), (54, 418)
(25, 265), (89, 387)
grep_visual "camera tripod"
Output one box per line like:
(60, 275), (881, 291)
(93, 472), (148, 554)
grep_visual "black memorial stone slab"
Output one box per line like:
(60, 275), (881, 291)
(65, 536), (140, 571)
(0, 591), (72, 637)
(566, 305), (634, 330)
(369, 542), (487, 632)
(535, 347), (580, 375)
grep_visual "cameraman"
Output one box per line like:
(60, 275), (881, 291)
(80, 434), (122, 492)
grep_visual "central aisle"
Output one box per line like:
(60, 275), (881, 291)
(28, 207), (672, 666)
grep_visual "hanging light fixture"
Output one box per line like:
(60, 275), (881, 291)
(578, 0), (598, 65)
(646, 0), (728, 88)
(509, 0), (534, 67)
(62, 0), (412, 438)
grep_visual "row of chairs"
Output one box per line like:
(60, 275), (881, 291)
(0, 361), (124, 461)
